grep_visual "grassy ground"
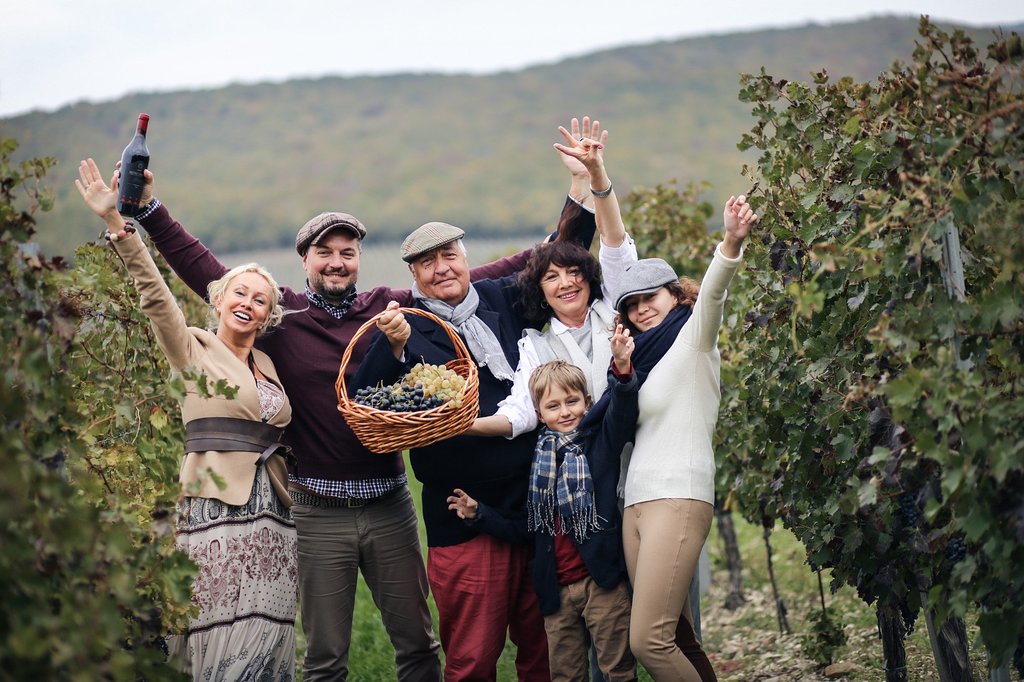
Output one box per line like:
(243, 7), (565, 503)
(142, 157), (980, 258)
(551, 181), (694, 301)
(294, 463), (994, 680)
(699, 516), (993, 682)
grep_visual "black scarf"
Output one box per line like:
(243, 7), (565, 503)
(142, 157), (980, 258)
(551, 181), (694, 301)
(580, 304), (692, 430)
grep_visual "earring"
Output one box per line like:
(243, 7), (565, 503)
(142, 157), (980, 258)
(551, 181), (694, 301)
(541, 300), (549, 309)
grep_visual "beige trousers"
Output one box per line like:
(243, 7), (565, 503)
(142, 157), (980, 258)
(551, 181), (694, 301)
(543, 577), (636, 682)
(622, 498), (714, 682)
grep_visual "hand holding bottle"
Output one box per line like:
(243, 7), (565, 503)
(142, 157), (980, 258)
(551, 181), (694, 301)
(113, 161), (155, 208)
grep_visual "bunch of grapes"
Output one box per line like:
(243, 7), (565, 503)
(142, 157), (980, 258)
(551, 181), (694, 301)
(405, 363), (466, 406)
(945, 534), (967, 566)
(898, 597), (920, 635)
(897, 491), (922, 528)
(354, 363), (465, 412)
(354, 383), (445, 411)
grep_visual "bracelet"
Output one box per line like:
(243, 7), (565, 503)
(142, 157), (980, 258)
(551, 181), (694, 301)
(135, 197), (161, 221)
(590, 184), (613, 198)
(102, 223), (136, 243)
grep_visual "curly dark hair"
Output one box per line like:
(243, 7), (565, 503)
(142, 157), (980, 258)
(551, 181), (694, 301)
(515, 241), (603, 326)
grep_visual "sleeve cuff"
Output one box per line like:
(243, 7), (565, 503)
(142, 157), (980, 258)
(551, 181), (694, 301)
(494, 406), (525, 440)
(569, 193), (596, 214)
(135, 197), (161, 222)
(600, 233), (636, 255)
(610, 362), (634, 382)
(715, 241), (744, 264)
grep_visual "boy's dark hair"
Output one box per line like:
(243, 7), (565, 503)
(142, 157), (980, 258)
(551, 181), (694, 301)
(528, 360), (590, 407)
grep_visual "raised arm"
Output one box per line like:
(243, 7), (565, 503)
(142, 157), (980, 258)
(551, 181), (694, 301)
(553, 116), (626, 248)
(75, 158), (196, 370)
(722, 194), (756, 259)
(119, 167), (231, 302)
(685, 195), (758, 352)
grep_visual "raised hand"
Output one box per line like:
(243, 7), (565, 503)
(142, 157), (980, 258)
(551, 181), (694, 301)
(554, 116), (609, 178)
(377, 301), (411, 359)
(555, 116), (601, 176)
(75, 158), (119, 219)
(722, 194), (758, 257)
(610, 323), (634, 374)
(446, 488), (479, 520)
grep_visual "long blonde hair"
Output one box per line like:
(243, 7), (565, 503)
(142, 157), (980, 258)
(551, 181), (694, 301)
(206, 263), (284, 335)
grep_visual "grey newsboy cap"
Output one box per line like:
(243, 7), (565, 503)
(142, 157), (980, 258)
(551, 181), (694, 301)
(613, 258), (680, 311)
(295, 212), (367, 255)
(400, 222), (465, 262)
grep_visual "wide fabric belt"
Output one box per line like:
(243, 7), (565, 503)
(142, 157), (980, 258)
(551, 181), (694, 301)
(185, 417), (290, 466)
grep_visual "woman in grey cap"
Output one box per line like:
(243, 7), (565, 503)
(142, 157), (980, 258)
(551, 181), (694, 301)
(611, 195), (758, 681)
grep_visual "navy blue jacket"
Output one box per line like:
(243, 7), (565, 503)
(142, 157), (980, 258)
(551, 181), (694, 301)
(354, 274), (541, 547)
(470, 371), (639, 616)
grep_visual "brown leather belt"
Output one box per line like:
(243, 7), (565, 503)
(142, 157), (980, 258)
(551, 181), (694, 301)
(184, 417), (291, 466)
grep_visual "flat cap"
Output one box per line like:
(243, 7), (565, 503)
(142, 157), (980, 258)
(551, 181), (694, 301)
(400, 222), (465, 262)
(295, 212), (367, 255)
(613, 258), (680, 311)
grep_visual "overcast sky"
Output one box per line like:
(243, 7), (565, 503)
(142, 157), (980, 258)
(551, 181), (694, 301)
(2, 0), (1020, 118)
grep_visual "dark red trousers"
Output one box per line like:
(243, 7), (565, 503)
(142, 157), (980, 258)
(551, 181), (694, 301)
(428, 534), (549, 681)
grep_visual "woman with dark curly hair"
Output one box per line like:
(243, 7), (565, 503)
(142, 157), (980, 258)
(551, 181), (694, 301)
(467, 117), (637, 440)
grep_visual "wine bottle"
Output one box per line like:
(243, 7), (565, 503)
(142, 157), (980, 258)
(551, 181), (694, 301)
(117, 113), (150, 218)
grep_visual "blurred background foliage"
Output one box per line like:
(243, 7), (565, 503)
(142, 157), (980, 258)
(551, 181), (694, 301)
(3, 17), (1013, 257)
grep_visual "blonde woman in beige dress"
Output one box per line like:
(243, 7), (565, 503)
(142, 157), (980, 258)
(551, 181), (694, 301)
(77, 157), (297, 681)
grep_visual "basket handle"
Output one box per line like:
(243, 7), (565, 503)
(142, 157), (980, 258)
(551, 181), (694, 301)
(336, 306), (475, 408)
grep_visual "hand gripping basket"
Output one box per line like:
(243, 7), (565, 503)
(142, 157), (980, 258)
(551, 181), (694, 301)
(336, 307), (480, 454)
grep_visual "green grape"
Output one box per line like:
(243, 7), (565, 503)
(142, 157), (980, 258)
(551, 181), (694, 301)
(355, 362), (465, 412)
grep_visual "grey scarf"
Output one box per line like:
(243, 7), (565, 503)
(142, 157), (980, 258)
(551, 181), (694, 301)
(411, 282), (516, 382)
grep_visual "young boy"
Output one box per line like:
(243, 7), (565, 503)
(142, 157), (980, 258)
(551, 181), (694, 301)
(448, 325), (639, 682)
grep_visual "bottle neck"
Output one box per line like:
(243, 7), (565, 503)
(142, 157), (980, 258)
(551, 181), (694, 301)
(136, 115), (150, 136)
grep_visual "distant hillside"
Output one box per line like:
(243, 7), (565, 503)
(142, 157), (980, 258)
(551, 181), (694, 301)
(3, 16), (1014, 255)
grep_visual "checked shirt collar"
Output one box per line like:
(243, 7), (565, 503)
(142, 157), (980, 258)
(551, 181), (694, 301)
(305, 285), (357, 320)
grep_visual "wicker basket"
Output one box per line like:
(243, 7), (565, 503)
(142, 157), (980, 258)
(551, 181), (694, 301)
(336, 307), (480, 454)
